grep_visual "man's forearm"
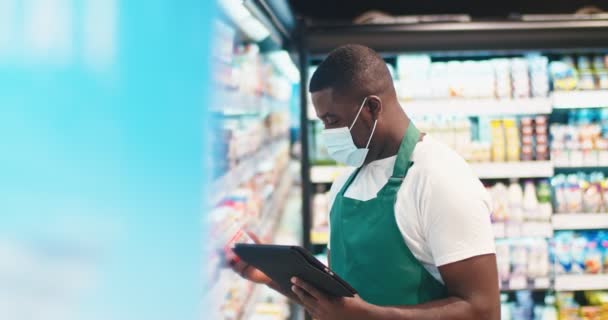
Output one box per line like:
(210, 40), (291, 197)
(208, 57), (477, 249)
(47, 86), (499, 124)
(365, 296), (498, 320)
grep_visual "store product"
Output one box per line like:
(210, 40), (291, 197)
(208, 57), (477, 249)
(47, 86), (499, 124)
(537, 180), (553, 221)
(415, 115), (548, 164)
(528, 55), (550, 98)
(489, 179), (550, 223)
(523, 181), (539, 220)
(495, 239), (550, 286)
(553, 231), (608, 275)
(555, 291), (608, 320)
(551, 109), (608, 167)
(550, 54), (608, 91)
(500, 290), (560, 320)
(550, 59), (578, 91)
(396, 54), (549, 100)
(552, 172), (608, 213)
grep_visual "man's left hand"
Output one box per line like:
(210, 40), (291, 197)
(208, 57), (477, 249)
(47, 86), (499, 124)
(290, 277), (372, 320)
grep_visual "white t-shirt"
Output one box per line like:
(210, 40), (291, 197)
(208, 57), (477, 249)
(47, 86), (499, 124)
(327, 135), (495, 284)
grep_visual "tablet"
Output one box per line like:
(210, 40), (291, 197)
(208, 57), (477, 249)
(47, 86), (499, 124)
(233, 244), (357, 298)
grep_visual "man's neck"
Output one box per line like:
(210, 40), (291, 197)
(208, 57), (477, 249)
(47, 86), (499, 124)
(374, 112), (410, 161)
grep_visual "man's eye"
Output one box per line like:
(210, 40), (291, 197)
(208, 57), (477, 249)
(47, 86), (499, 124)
(325, 117), (338, 126)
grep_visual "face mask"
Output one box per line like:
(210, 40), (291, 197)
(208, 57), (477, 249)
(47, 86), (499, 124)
(321, 97), (378, 168)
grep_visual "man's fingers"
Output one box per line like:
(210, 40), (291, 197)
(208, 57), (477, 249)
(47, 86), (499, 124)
(245, 231), (262, 244)
(231, 261), (249, 277)
(292, 277), (327, 301)
(291, 285), (319, 316)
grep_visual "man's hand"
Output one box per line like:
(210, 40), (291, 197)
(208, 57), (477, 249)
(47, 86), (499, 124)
(228, 231), (272, 285)
(290, 277), (373, 320)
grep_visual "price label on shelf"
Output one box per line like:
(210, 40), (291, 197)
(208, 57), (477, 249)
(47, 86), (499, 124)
(522, 222), (553, 238)
(534, 277), (550, 289)
(508, 276), (527, 290)
(505, 223), (522, 238)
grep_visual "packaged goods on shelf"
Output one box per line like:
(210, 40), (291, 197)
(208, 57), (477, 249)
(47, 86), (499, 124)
(489, 179), (552, 224)
(555, 291), (608, 320)
(551, 108), (608, 167)
(396, 54), (549, 101)
(550, 54), (608, 92)
(496, 239), (550, 285)
(502, 290), (608, 320)
(501, 292), (558, 320)
(415, 115), (549, 164)
(553, 231), (608, 275)
(551, 172), (608, 214)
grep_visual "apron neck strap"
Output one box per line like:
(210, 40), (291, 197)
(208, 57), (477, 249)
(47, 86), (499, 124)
(391, 122), (420, 178)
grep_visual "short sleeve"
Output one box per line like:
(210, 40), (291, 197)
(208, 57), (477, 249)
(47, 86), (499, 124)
(419, 162), (495, 267)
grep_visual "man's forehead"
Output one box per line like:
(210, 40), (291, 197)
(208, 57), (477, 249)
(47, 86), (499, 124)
(311, 88), (350, 113)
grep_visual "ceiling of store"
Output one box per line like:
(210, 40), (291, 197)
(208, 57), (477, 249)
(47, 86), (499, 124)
(289, 0), (608, 21)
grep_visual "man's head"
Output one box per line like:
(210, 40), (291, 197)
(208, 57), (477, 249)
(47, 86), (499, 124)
(310, 44), (399, 164)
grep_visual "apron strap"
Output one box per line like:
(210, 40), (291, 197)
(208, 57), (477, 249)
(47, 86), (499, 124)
(338, 122), (420, 195)
(391, 122), (420, 179)
(338, 167), (361, 196)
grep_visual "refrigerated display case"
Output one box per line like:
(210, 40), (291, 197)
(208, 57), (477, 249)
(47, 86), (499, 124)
(205, 11), (301, 319)
(297, 17), (608, 318)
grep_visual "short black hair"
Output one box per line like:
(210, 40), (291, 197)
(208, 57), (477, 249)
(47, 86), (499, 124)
(309, 44), (393, 98)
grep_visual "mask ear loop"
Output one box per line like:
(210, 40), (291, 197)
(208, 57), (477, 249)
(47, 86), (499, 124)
(349, 97), (368, 131)
(365, 120), (378, 149)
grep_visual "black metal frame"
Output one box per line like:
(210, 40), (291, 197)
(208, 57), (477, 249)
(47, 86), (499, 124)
(304, 19), (608, 57)
(298, 22), (312, 252)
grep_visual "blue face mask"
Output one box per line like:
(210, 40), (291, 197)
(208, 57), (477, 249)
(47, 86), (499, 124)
(321, 97), (378, 168)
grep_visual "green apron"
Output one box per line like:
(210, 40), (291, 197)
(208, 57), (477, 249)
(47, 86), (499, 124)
(329, 123), (448, 306)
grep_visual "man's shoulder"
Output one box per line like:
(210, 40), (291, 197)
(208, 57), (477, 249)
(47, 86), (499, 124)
(409, 136), (472, 177)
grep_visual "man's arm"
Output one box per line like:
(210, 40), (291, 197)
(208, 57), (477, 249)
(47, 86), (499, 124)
(365, 254), (500, 320)
(291, 253), (500, 320)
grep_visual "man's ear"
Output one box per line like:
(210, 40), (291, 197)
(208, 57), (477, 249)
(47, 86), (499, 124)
(366, 95), (383, 120)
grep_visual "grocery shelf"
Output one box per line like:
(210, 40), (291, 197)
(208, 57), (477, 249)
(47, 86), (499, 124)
(493, 222), (553, 239)
(470, 161), (554, 179)
(554, 274), (608, 291)
(256, 170), (294, 241)
(554, 164), (608, 170)
(312, 161), (554, 183)
(310, 165), (352, 184)
(402, 97), (552, 117)
(310, 229), (329, 245)
(238, 285), (261, 320)
(552, 213), (608, 230)
(552, 90), (608, 109)
(210, 140), (288, 205)
(501, 277), (551, 292)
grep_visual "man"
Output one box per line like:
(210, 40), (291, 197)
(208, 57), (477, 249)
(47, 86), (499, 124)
(232, 44), (499, 320)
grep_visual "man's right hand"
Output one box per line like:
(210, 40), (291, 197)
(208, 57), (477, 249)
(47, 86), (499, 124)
(228, 231), (272, 285)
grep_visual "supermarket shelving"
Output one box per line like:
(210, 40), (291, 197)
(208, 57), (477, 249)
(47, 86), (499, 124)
(552, 90), (608, 109)
(310, 161), (554, 184)
(402, 97), (552, 117)
(552, 213), (608, 230)
(256, 169), (294, 241)
(209, 167), (293, 320)
(554, 274), (608, 291)
(470, 161), (554, 179)
(310, 165), (350, 184)
(239, 285), (262, 320)
(210, 139), (289, 206)
(500, 277), (551, 292)
(493, 222), (553, 239)
(310, 228), (329, 245)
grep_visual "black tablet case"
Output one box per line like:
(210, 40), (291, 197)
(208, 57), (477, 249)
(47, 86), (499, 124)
(233, 244), (357, 297)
